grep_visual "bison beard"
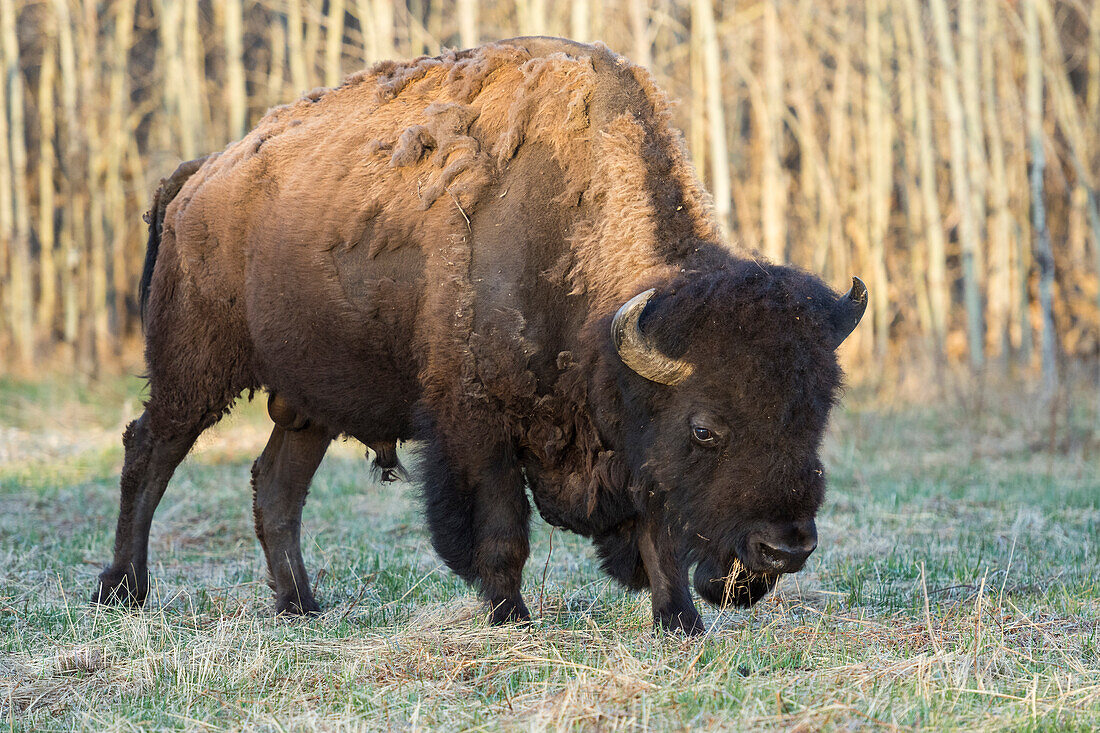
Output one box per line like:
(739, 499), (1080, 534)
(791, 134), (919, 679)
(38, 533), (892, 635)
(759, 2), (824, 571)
(90, 37), (866, 634)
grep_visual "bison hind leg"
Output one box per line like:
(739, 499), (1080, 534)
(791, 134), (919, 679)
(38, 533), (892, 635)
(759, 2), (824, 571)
(92, 411), (202, 607)
(93, 390), (234, 608)
(253, 400), (332, 617)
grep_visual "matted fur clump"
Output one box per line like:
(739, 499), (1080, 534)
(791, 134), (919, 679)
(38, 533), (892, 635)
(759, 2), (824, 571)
(92, 37), (867, 635)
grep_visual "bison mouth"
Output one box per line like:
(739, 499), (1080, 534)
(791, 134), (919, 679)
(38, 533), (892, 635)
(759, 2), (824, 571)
(692, 556), (780, 608)
(689, 519), (817, 607)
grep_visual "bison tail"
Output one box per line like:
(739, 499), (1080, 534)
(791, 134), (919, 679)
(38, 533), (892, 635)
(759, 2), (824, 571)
(138, 155), (209, 326)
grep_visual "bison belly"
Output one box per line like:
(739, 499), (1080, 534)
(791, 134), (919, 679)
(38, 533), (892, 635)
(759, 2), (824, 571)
(244, 233), (426, 443)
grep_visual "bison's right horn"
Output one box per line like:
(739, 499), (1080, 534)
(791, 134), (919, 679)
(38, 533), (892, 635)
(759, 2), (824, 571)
(611, 289), (694, 385)
(828, 276), (869, 349)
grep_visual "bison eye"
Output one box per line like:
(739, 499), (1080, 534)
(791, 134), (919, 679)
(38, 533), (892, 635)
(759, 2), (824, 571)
(691, 425), (718, 447)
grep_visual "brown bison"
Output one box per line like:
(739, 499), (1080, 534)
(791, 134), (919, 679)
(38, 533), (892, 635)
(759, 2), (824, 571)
(92, 37), (866, 634)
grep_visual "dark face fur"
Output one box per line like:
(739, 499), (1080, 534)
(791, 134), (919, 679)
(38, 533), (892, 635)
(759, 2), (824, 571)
(614, 264), (857, 608)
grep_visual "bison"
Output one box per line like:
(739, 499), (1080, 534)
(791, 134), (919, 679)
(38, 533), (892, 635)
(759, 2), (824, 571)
(92, 37), (866, 634)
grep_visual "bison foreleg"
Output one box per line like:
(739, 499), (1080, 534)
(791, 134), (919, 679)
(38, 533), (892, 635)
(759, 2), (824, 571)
(638, 512), (705, 635)
(473, 455), (531, 624)
(423, 442), (531, 624)
(251, 419), (331, 616)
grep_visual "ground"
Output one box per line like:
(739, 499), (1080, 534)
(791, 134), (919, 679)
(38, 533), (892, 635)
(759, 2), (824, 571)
(0, 373), (1098, 730)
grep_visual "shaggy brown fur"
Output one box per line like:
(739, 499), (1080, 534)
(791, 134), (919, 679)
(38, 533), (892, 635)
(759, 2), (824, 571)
(92, 37), (866, 633)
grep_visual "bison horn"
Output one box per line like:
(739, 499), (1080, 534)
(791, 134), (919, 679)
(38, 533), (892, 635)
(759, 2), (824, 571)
(611, 289), (695, 385)
(828, 276), (869, 349)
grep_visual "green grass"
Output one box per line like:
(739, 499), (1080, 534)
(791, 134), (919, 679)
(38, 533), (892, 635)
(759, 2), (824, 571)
(1, 375), (1098, 730)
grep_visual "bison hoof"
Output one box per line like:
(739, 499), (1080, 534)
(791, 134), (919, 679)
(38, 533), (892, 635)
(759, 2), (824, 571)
(488, 596), (531, 625)
(91, 568), (148, 607)
(654, 608), (706, 636)
(275, 595), (322, 617)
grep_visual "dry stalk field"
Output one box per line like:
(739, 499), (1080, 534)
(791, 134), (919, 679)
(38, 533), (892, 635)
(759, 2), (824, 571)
(0, 375), (1097, 730)
(0, 0), (1099, 379)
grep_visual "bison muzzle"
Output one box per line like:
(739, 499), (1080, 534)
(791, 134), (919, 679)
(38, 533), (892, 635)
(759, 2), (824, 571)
(91, 37), (867, 634)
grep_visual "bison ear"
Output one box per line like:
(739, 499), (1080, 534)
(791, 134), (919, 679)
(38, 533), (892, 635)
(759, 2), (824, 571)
(828, 276), (868, 349)
(611, 289), (695, 385)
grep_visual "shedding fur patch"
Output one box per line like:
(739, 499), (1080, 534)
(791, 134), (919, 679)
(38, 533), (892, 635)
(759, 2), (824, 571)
(373, 55), (447, 102)
(494, 54), (595, 168)
(392, 102), (488, 210)
(443, 45), (530, 103)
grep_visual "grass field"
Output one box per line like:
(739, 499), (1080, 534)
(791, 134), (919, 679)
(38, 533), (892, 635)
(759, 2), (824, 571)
(1, 374), (1098, 730)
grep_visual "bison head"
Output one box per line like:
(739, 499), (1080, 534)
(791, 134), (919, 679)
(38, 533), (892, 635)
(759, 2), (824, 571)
(608, 264), (866, 614)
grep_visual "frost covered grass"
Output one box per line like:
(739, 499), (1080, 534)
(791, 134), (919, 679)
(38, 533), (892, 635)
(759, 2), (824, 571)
(1, 374), (1098, 730)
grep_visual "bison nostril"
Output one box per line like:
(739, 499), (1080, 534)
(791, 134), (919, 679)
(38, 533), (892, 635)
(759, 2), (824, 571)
(791, 539), (818, 557)
(753, 539), (816, 572)
(748, 520), (819, 573)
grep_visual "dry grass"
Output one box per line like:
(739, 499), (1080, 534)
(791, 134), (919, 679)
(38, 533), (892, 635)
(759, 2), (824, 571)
(1, 375), (1098, 731)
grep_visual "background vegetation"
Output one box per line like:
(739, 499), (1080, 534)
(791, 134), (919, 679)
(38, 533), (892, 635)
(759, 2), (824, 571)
(0, 0), (1097, 384)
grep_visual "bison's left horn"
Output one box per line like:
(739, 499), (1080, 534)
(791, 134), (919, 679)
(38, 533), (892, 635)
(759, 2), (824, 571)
(828, 276), (869, 349)
(611, 289), (694, 385)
